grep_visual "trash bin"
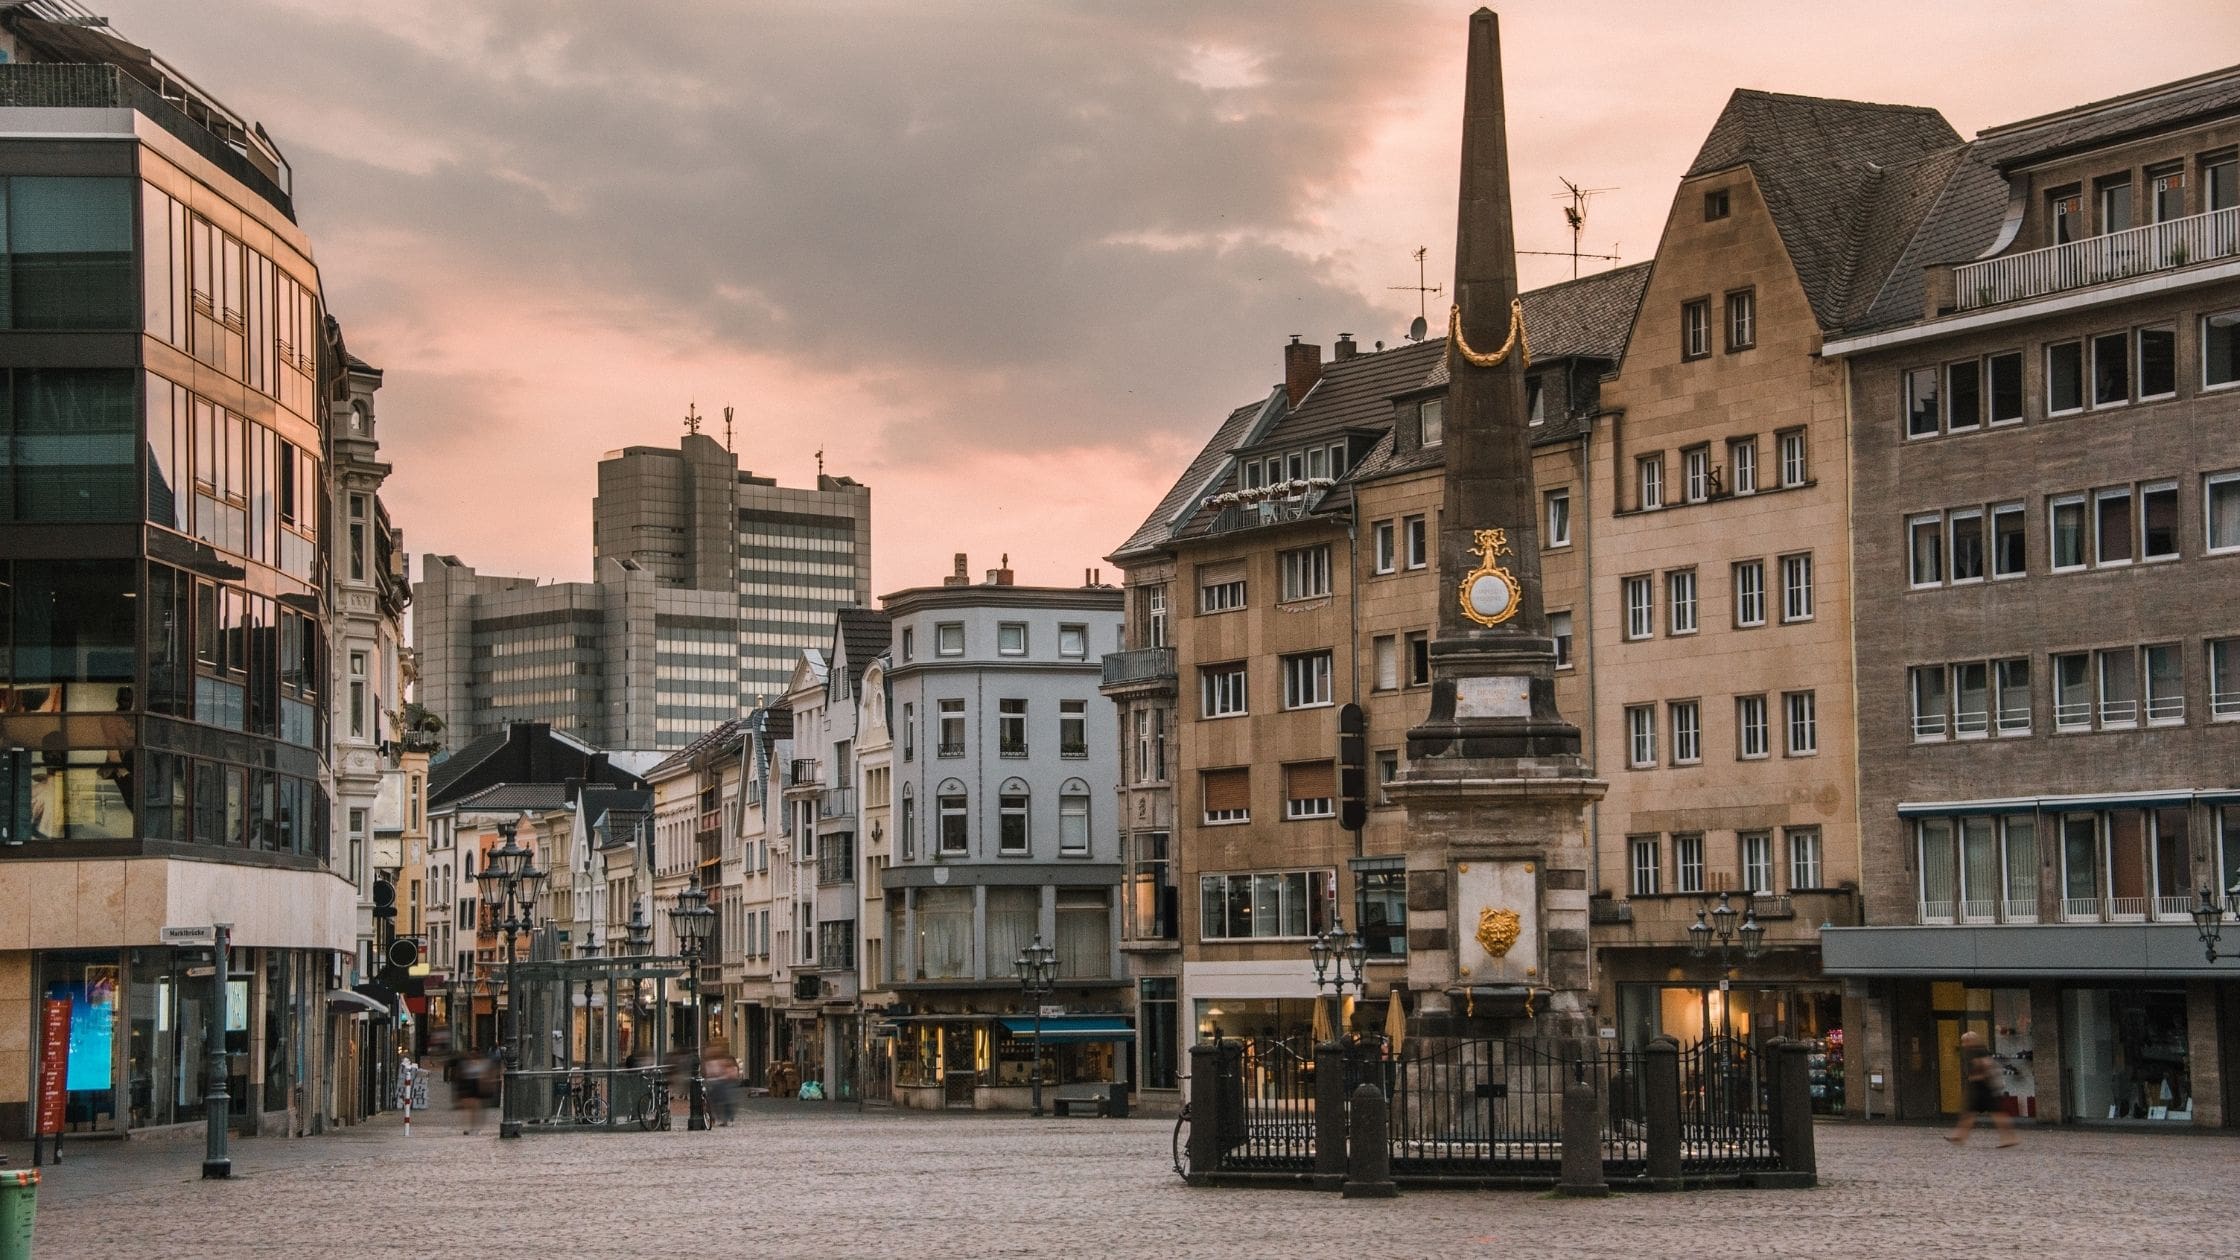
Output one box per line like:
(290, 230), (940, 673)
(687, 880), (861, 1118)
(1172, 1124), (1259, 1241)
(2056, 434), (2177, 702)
(0, 1168), (37, 1260)
(1106, 1082), (1131, 1119)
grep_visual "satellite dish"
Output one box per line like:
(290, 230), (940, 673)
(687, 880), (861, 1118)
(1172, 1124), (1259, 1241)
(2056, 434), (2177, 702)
(1409, 315), (1428, 343)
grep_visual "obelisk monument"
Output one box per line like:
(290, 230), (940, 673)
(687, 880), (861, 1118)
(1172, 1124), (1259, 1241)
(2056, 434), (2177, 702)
(1389, 7), (1606, 1040)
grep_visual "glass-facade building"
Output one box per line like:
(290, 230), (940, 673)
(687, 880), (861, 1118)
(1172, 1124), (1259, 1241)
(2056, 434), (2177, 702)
(0, 44), (354, 1139)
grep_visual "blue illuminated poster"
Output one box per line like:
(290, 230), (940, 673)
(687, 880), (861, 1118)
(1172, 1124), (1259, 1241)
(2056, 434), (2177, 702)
(64, 966), (116, 1091)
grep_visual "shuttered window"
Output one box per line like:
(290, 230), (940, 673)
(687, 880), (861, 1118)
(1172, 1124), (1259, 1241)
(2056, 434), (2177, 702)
(1202, 767), (1249, 823)
(1284, 761), (1335, 820)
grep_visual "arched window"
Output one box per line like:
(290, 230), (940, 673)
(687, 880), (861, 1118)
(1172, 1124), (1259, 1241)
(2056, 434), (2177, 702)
(1059, 778), (1091, 856)
(999, 778), (1031, 855)
(937, 779), (968, 855)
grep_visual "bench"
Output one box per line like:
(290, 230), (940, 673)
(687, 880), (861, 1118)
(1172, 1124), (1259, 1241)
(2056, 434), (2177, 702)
(1052, 1087), (1110, 1117)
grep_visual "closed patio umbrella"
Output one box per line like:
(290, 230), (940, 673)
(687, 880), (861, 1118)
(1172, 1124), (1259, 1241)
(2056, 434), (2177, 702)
(1383, 988), (1406, 1056)
(1311, 994), (1332, 1044)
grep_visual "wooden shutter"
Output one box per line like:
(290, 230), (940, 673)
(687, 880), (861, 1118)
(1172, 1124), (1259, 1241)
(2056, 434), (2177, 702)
(1202, 767), (1249, 813)
(1285, 761), (1335, 802)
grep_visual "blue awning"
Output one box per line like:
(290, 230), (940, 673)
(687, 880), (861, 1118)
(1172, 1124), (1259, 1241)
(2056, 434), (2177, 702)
(998, 1016), (1134, 1044)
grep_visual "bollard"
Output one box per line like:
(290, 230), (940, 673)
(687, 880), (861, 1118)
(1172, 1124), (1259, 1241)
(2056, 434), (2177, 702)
(1341, 1083), (1396, 1199)
(1645, 1036), (1682, 1190)
(1556, 1064), (1608, 1198)
(1767, 1038), (1818, 1188)
(1314, 1042), (1347, 1190)
(1186, 1041), (1239, 1181)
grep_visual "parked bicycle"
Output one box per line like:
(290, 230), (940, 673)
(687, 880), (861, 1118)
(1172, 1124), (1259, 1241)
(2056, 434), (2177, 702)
(636, 1072), (674, 1131)
(550, 1073), (606, 1126)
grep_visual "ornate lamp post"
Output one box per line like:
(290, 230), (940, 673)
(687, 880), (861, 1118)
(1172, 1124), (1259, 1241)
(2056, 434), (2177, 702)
(2193, 882), (2240, 962)
(575, 929), (602, 1074)
(1687, 891), (1763, 1041)
(1012, 934), (1057, 1117)
(667, 879), (718, 1131)
(475, 818), (547, 1139)
(1308, 917), (1369, 1046)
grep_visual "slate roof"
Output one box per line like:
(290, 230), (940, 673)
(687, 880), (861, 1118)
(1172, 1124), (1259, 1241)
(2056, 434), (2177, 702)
(834, 607), (892, 691)
(1423, 262), (1652, 388)
(1110, 391), (1281, 561)
(446, 782), (572, 814)
(643, 716), (748, 781)
(1970, 66), (2240, 169)
(1686, 89), (1960, 330)
(426, 728), (510, 803)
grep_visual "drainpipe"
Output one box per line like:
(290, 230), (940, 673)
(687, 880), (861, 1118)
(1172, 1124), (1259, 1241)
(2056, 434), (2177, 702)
(1583, 406), (1604, 892)
(1346, 511), (1363, 862)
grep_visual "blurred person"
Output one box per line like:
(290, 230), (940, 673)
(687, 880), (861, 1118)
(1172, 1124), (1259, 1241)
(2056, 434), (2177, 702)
(1946, 1031), (2018, 1148)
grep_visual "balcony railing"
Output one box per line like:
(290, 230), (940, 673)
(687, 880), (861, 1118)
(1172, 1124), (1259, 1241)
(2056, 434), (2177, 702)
(1101, 646), (1177, 688)
(1954, 206), (2240, 311)
(786, 759), (821, 788)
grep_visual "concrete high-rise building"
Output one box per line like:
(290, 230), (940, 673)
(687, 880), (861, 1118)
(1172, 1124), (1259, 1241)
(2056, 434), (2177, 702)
(415, 433), (869, 751)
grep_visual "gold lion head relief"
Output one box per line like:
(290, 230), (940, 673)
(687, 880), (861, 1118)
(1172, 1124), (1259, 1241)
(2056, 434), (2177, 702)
(1475, 907), (1522, 959)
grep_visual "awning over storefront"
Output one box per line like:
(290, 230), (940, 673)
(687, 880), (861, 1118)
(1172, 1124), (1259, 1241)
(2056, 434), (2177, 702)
(997, 1016), (1134, 1044)
(327, 989), (390, 1016)
(1822, 924), (2231, 979)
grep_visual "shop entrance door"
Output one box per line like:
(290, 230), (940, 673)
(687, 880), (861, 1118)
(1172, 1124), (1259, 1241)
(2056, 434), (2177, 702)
(1930, 982), (1994, 1116)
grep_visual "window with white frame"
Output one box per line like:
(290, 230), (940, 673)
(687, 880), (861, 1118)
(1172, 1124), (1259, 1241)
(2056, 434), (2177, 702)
(1418, 398), (1444, 447)
(1202, 767), (1249, 824)
(1787, 827), (1823, 890)
(1992, 504), (2026, 577)
(1725, 288), (1756, 351)
(1777, 429), (1807, 487)
(1545, 489), (1571, 547)
(2095, 488), (2135, 566)
(2142, 482), (2179, 561)
(1667, 569), (1698, 635)
(1733, 560), (1765, 627)
(1058, 624), (1088, 658)
(2050, 495), (2087, 570)
(1909, 514), (1944, 586)
(1147, 588), (1168, 647)
(1059, 790), (1090, 855)
(1199, 567), (1246, 613)
(1549, 610), (1573, 669)
(1729, 437), (1757, 494)
(997, 622), (1028, 655)
(1405, 631), (1430, 687)
(936, 622), (965, 656)
(2145, 643), (2184, 724)
(1949, 510), (1985, 583)
(2204, 309), (2240, 390)
(1740, 831), (1774, 893)
(938, 698), (965, 755)
(1200, 663), (1247, 718)
(1996, 658), (2032, 734)
(1638, 455), (1664, 510)
(1681, 298), (1711, 360)
(1404, 515), (1428, 569)
(2210, 638), (2239, 721)
(1675, 832), (1705, 894)
(1779, 553), (1814, 622)
(1953, 661), (1990, 736)
(1946, 358), (1981, 432)
(2208, 471), (2240, 554)
(999, 787), (1030, 854)
(1737, 694), (1769, 759)
(1060, 699), (1088, 757)
(999, 698), (1027, 756)
(2053, 651), (2092, 730)
(938, 789), (968, 854)
(1198, 869), (1334, 939)
(1626, 705), (1656, 768)
(1629, 836), (1661, 896)
(1783, 690), (1818, 755)
(1372, 634), (1399, 691)
(1670, 700), (1702, 765)
(1683, 446), (1711, 503)
(2098, 647), (2141, 727)
(1373, 520), (1397, 573)
(1280, 545), (1333, 601)
(1623, 575), (1654, 640)
(1283, 761), (1336, 820)
(1280, 651), (1333, 710)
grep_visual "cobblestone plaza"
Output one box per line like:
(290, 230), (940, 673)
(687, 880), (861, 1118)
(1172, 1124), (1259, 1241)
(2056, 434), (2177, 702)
(10, 1104), (2233, 1258)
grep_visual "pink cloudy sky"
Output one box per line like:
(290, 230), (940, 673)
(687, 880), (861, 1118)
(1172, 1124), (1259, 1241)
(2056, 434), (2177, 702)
(117, 1), (2240, 593)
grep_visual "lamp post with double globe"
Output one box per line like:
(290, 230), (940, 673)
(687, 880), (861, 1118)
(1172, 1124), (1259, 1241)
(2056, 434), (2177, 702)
(667, 879), (717, 1131)
(475, 817), (547, 1140)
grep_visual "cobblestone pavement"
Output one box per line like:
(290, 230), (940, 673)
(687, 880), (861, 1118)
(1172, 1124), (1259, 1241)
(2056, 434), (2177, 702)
(9, 1105), (2233, 1259)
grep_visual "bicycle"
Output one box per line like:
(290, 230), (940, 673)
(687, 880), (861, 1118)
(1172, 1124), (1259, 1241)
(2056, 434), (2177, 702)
(550, 1074), (606, 1127)
(1171, 1095), (1191, 1180)
(636, 1073), (674, 1131)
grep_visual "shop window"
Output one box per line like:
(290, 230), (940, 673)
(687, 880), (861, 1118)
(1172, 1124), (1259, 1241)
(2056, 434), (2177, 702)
(2063, 988), (2193, 1121)
(1354, 860), (1406, 957)
(1198, 869), (1335, 940)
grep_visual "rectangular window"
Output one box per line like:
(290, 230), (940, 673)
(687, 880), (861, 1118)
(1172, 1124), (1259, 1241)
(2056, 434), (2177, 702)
(1905, 366), (1941, 438)
(1954, 661), (1991, 736)
(999, 792), (1030, 854)
(2050, 187), (2081, 244)
(900, 627), (915, 661)
(2210, 638), (2238, 720)
(1675, 833), (1705, 894)
(1737, 695), (1769, 759)
(2144, 643), (2184, 724)
(1637, 455), (1664, 509)
(1058, 624), (1088, 658)
(1283, 761), (1336, 820)
(1623, 575), (1654, 640)
(1996, 658), (2032, 734)
(1777, 429), (1807, 487)
(1704, 189), (1729, 220)
(1779, 552), (1814, 622)
(2051, 495), (2086, 570)
(902, 703), (915, 761)
(1911, 665), (1949, 740)
(1683, 446), (1711, 503)
(1682, 298), (1712, 360)
(348, 650), (368, 739)
(1200, 663), (1247, 718)
(1418, 398), (1444, 447)
(2098, 175), (2133, 233)
(938, 793), (968, 854)
(1059, 699), (1087, 758)
(936, 622), (964, 655)
(1199, 562), (1247, 613)
(1545, 489), (1571, 547)
(1374, 749), (1400, 806)
(1626, 705), (1656, 768)
(1404, 515), (1428, 569)
(1279, 545), (1333, 601)
(2140, 482), (2178, 560)
(1667, 569), (1698, 635)
(1992, 504), (2026, 577)
(1197, 869), (1334, 940)
(1148, 588), (1168, 647)
(1987, 351), (2024, 424)
(1725, 288), (1756, 351)
(2048, 340), (2084, 414)
(2094, 488), (2135, 565)
(1783, 690), (1817, 756)
(2206, 472), (2240, 553)
(1280, 651), (1333, 710)
(1741, 831), (1774, 893)
(2149, 163), (2186, 222)
(1373, 520), (1397, 573)
(2091, 331), (2130, 407)
(2054, 652), (2092, 729)
(1946, 359), (1983, 431)
(997, 622), (1027, 655)
(1729, 438), (1758, 494)
(2098, 648), (2140, 728)
(1670, 700), (1701, 765)
(2205, 309), (2240, 390)
(1549, 610), (1574, 669)
(1788, 827), (1823, 890)
(1949, 510), (1985, 582)
(1201, 768), (1250, 825)
(1909, 514), (1945, 586)
(998, 698), (1028, 756)
(2137, 326), (2176, 399)
(938, 698), (965, 756)
(1405, 631), (1430, 687)
(1733, 560), (1765, 628)
(1527, 378), (1546, 425)
(1630, 836), (1661, 897)
(1372, 634), (1399, 691)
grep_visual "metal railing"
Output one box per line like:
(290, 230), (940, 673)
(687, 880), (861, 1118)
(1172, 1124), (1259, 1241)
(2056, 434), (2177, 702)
(2155, 894), (2196, 920)
(1676, 1037), (1778, 1174)
(786, 759), (821, 787)
(1954, 207), (2240, 310)
(1101, 647), (1177, 688)
(2001, 898), (2039, 923)
(1961, 898), (1997, 923)
(2061, 897), (2101, 921)
(1918, 899), (1955, 924)
(2108, 896), (2150, 921)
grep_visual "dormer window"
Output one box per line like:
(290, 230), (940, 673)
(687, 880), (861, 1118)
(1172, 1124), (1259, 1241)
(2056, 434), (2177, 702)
(1526, 378), (1545, 426)
(1704, 189), (1730, 221)
(2049, 187), (2081, 245)
(1418, 398), (1444, 447)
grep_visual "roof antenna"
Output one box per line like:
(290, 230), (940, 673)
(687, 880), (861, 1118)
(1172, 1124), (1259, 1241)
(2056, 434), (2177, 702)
(815, 448), (825, 478)
(1389, 246), (1442, 342)
(683, 401), (702, 435)
(1519, 178), (1622, 279)
(723, 405), (734, 451)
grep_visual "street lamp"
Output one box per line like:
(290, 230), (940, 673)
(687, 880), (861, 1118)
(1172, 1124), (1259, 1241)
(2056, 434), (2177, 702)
(1013, 934), (1057, 1117)
(1308, 916), (1369, 1045)
(667, 879), (718, 1132)
(477, 817), (547, 1139)
(1687, 890), (1763, 1041)
(2193, 882), (2240, 962)
(575, 929), (602, 1077)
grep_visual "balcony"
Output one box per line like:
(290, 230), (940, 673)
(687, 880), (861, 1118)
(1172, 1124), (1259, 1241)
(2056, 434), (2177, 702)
(1954, 206), (2239, 311)
(819, 786), (856, 820)
(1601, 888), (1853, 945)
(1100, 646), (1176, 691)
(786, 759), (821, 788)
(1921, 894), (2193, 925)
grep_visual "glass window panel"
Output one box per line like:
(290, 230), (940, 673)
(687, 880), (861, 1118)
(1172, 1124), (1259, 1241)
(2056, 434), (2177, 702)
(1949, 513), (1984, 581)
(2207, 311), (2240, 389)
(2137, 327), (2176, 398)
(2047, 341), (2084, 412)
(1988, 352), (2024, 422)
(1918, 819), (1955, 908)
(7, 369), (137, 522)
(7, 177), (134, 330)
(2092, 332), (2130, 405)
(1992, 505), (2026, 576)
(2003, 817), (2037, 907)
(1945, 360), (1980, 429)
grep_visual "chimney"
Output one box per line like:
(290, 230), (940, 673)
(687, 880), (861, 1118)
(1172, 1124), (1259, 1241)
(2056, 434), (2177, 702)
(944, 553), (970, 587)
(987, 553), (1015, 586)
(1284, 335), (1322, 406)
(1334, 333), (1358, 361)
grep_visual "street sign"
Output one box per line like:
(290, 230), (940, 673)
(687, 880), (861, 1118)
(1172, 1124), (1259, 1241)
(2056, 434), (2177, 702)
(161, 925), (216, 946)
(1039, 1005), (1066, 1019)
(185, 965), (215, 978)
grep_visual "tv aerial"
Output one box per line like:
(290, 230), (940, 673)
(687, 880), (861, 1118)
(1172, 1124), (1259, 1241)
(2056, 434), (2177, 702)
(1516, 178), (1622, 279)
(1390, 246), (1442, 342)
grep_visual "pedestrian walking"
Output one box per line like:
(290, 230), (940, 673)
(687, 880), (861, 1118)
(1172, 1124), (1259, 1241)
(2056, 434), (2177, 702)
(1946, 1031), (2018, 1148)
(453, 1048), (487, 1134)
(705, 1048), (739, 1126)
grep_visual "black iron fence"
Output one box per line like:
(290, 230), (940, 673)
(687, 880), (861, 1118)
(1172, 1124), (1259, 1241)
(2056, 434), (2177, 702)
(1676, 1035), (1777, 1173)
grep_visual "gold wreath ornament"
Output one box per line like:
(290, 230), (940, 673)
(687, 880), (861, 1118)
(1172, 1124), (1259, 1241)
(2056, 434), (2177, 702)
(1475, 906), (1522, 959)
(1449, 297), (1531, 369)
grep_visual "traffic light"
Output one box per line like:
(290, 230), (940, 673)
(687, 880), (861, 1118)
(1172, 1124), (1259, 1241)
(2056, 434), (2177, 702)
(1338, 703), (1367, 831)
(372, 878), (397, 921)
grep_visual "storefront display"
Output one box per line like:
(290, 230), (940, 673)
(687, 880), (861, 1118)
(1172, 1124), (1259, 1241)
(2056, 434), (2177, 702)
(2065, 988), (2190, 1122)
